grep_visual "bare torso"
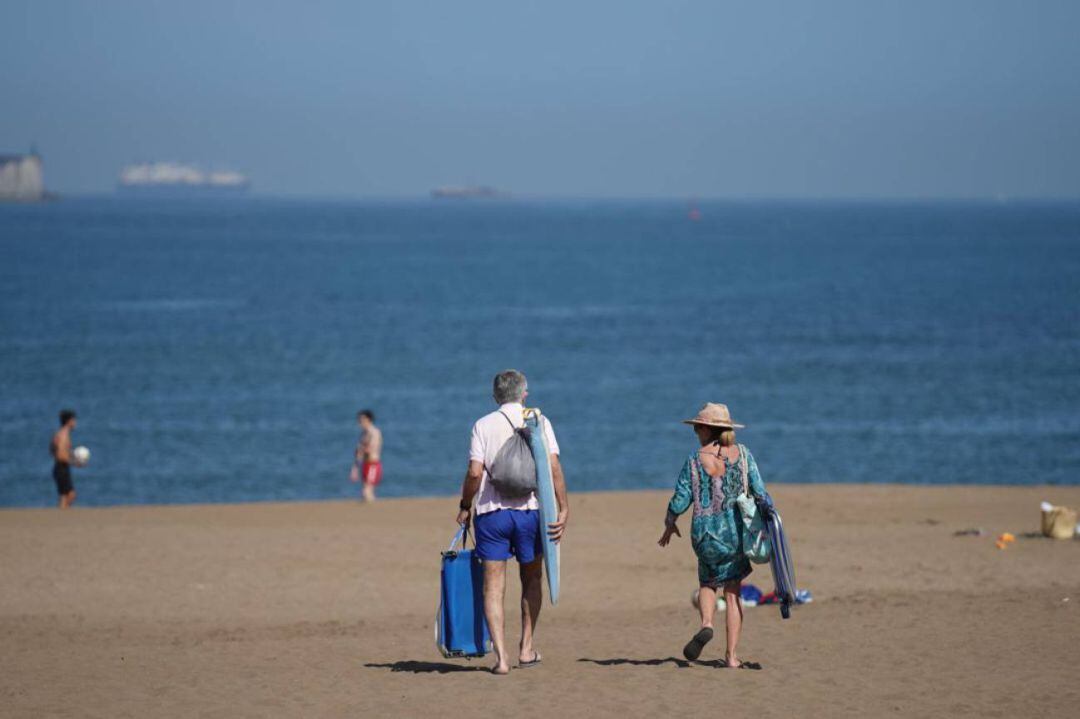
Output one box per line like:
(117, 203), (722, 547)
(360, 426), (383, 462)
(50, 427), (71, 464)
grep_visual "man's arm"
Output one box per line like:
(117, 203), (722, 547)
(547, 454), (569, 542)
(456, 460), (484, 526)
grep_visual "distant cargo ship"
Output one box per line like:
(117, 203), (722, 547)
(430, 185), (503, 199)
(117, 162), (251, 197)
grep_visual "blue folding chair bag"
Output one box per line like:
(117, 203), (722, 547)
(435, 526), (491, 658)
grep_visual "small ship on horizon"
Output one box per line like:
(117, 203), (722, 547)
(117, 162), (251, 198)
(430, 185), (504, 199)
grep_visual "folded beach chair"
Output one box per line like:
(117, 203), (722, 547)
(761, 501), (797, 619)
(435, 526), (491, 658)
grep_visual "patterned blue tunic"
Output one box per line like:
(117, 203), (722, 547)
(667, 445), (767, 587)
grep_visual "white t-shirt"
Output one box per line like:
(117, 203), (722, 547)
(469, 402), (560, 516)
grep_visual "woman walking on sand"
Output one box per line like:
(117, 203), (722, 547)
(659, 403), (767, 669)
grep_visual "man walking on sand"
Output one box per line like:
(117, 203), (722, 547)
(351, 410), (383, 502)
(456, 370), (569, 675)
(49, 409), (82, 509)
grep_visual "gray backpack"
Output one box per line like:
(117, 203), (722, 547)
(487, 412), (538, 498)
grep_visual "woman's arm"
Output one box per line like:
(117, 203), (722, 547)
(668, 457), (693, 517)
(659, 458), (693, 547)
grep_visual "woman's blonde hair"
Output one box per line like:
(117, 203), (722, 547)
(712, 427), (736, 447)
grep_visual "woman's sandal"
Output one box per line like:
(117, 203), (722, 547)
(728, 660), (763, 670)
(682, 628), (714, 661)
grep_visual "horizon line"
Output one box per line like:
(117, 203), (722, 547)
(30, 191), (1080, 204)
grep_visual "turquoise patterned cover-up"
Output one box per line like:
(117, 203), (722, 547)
(666, 444), (767, 587)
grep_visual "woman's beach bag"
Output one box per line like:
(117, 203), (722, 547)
(734, 445), (772, 564)
(486, 412), (538, 498)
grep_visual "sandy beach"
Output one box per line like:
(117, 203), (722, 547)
(2, 485), (1078, 718)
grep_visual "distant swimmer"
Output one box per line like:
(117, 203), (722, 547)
(49, 409), (84, 509)
(351, 409), (383, 502)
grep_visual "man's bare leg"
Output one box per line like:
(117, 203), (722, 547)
(59, 491), (75, 509)
(483, 560), (510, 674)
(362, 483), (375, 503)
(518, 557), (543, 663)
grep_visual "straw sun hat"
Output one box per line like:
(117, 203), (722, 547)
(682, 402), (745, 429)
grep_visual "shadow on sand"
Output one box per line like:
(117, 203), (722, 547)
(364, 660), (488, 674)
(578, 657), (761, 670)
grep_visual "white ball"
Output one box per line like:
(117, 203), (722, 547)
(73, 446), (90, 465)
(690, 588), (726, 611)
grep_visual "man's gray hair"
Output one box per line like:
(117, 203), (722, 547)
(493, 369), (528, 405)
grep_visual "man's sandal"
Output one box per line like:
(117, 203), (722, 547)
(518, 651), (542, 669)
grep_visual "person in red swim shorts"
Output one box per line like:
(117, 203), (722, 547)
(351, 409), (383, 502)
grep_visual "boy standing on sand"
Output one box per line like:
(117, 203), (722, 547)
(49, 409), (81, 509)
(351, 410), (383, 502)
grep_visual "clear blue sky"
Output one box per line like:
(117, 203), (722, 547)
(2, 1), (1079, 198)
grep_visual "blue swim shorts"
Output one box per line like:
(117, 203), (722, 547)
(474, 509), (542, 563)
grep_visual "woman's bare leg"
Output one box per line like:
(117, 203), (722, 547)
(683, 586), (717, 661)
(698, 586), (717, 629)
(723, 580), (743, 667)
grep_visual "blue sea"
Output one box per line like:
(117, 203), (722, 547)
(2, 198), (1079, 507)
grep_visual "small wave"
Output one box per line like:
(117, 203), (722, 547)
(756, 414), (1080, 436)
(101, 299), (243, 312)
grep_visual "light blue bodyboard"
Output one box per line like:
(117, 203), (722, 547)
(524, 408), (560, 605)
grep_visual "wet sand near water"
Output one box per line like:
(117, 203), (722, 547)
(2, 485), (1079, 717)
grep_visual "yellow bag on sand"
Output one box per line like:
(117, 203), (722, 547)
(1041, 504), (1078, 540)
